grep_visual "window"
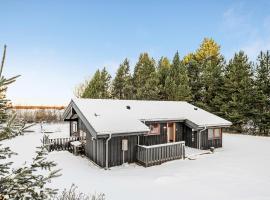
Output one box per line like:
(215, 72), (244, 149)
(149, 123), (160, 135)
(208, 128), (221, 140)
(208, 129), (214, 140)
(72, 122), (77, 133)
(214, 128), (221, 138)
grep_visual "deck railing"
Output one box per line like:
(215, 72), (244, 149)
(42, 135), (86, 152)
(136, 141), (185, 167)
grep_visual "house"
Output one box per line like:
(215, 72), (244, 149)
(63, 98), (232, 169)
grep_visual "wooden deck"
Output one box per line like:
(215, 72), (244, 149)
(136, 141), (185, 167)
(42, 134), (86, 152)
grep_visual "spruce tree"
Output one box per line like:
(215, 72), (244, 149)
(185, 55), (203, 105)
(99, 67), (111, 98)
(133, 53), (159, 100)
(165, 51), (191, 101)
(254, 51), (270, 135)
(112, 59), (133, 99)
(82, 67), (111, 99)
(185, 38), (225, 114)
(157, 57), (171, 100)
(82, 69), (101, 98)
(222, 51), (254, 132)
(198, 39), (225, 114)
(0, 45), (60, 199)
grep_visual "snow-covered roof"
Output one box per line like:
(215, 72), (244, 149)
(64, 98), (232, 136)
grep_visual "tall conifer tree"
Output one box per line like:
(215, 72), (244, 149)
(157, 57), (170, 100)
(99, 67), (111, 98)
(82, 67), (111, 98)
(133, 53), (159, 100)
(222, 51), (254, 132)
(112, 58), (133, 99)
(165, 52), (191, 101)
(82, 69), (101, 98)
(254, 51), (270, 135)
(185, 38), (225, 114)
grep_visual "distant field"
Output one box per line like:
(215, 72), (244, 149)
(12, 105), (65, 110)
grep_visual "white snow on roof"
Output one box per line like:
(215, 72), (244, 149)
(70, 98), (232, 135)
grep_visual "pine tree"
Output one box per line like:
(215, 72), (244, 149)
(222, 51), (255, 132)
(253, 51), (270, 135)
(198, 39), (225, 114)
(166, 51), (191, 101)
(0, 45), (60, 199)
(185, 38), (225, 114)
(99, 67), (111, 98)
(112, 59), (133, 99)
(82, 70), (101, 98)
(185, 55), (203, 105)
(157, 57), (170, 100)
(133, 53), (159, 100)
(82, 67), (111, 99)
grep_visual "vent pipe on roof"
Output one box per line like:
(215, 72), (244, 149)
(194, 107), (198, 111)
(126, 105), (131, 110)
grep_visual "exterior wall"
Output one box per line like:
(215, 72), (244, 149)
(139, 122), (184, 146)
(85, 132), (106, 167)
(175, 122), (184, 142)
(200, 128), (222, 150)
(139, 122), (167, 145)
(182, 125), (197, 148)
(108, 135), (138, 167)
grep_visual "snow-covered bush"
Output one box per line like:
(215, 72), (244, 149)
(55, 184), (105, 200)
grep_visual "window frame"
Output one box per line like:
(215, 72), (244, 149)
(208, 128), (214, 140)
(148, 123), (161, 135)
(72, 121), (78, 133)
(208, 128), (221, 140)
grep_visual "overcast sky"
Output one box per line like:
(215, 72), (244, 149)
(1, 0), (270, 105)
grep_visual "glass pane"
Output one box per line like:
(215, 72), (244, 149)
(208, 129), (214, 139)
(215, 129), (221, 138)
(149, 123), (160, 135)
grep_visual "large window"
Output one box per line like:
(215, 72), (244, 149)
(148, 123), (160, 135)
(215, 128), (221, 138)
(208, 128), (221, 140)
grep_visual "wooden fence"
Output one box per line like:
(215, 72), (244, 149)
(42, 134), (86, 152)
(136, 141), (185, 167)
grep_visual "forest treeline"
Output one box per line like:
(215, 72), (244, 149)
(75, 38), (270, 136)
(14, 109), (64, 123)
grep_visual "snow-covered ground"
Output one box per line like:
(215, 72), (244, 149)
(1, 123), (270, 200)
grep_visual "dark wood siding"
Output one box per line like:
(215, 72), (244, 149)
(182, 125), (197, 148)
(83, 117), (224, 168)
(85, 134), (106, 167)
(97, 138), (106, 167)
(139, 123), (167, 146)
(139, 122), (184, 146)
(108, 135), (138, 167)
(200, 129), (222, 149)
(175, 122), (183, 142)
